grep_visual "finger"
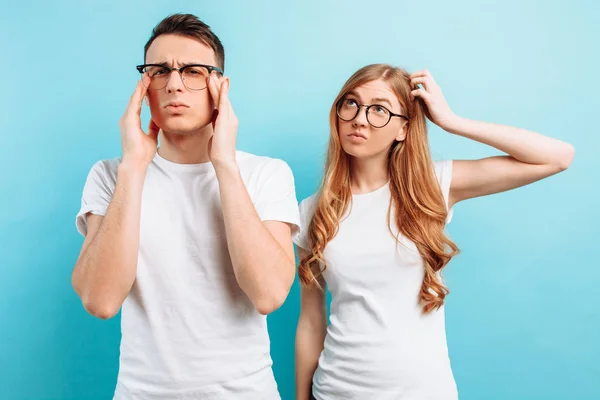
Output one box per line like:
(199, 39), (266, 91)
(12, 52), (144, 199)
(226, 80), (237, 125)
(207, 73), (221, 108)
(215, 75), (227, 103)
(148, 119), (160, 141)
(141, 73), (151, 92)
(410, 69), (431, 79)
(134, 79), (148, 116)
(410, 76), (431, 91)
(125, 81), (145, 117)
(411, 88), (430, 100)
(138, 85), (148, 116)
(218, 78), (230, 111)
(207, 74), (217, 102)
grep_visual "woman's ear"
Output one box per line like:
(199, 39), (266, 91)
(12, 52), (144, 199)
(396, 123), (408, 141)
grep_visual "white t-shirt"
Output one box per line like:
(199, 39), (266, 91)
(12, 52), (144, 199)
(294, 160), (457, 400)
(76, 150), (300, 400)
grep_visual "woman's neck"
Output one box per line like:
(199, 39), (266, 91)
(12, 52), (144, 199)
(349, 152), (389, 194)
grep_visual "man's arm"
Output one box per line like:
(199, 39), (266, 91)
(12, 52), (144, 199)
(216, 164), (296, 315)
(207, 74), (297, 314)
(72, 79), (159, 319)
(72, 162), (147, 319)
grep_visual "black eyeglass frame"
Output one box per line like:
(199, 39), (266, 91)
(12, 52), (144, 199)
(135, 63), (224, 91)
(336, 98), (409, 128)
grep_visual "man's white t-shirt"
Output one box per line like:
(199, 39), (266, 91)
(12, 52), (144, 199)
(76, 151), (300, 400)
(294, 160), (457, 400)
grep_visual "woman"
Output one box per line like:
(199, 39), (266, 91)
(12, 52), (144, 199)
(294, 64), (574, 400)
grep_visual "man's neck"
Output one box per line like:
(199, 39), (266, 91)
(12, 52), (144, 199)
(157, 126), (213, 164)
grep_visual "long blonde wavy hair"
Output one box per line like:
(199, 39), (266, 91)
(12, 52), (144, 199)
(298, 64), (459, 313)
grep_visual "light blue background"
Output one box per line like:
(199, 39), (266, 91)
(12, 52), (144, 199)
(1, 1), (598, 399)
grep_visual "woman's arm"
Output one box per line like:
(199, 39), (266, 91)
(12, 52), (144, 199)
(410, 69), (574, 207)
(295, 248), (327, 400)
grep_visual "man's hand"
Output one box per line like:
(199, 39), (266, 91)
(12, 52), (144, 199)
(207, 74), (238, 171)
(119, 76), (160, 169)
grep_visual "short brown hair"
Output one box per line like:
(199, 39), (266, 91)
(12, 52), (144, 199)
(143, 13), (225, 71)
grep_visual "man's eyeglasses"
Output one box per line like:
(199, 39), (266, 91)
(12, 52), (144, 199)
(136, 64), (224, 91)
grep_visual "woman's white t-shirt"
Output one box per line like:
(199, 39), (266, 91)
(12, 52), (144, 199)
(294, 160), (457, 400)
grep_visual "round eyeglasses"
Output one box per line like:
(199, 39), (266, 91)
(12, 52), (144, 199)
(337, 97), (408, 128)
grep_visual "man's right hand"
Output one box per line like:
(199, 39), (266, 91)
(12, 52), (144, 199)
(119, 76), (159, 169)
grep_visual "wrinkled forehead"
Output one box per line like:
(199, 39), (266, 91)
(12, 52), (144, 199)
(145, 34), (217, 66)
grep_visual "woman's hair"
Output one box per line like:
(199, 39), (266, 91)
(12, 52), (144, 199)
(298, 64), (459, 313)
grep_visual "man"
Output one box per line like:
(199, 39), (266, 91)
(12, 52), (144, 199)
(72, 13), (299, 400)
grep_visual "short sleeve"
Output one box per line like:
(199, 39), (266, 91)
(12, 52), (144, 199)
(253, 159), (301, 235)
(433, 160), (454, 224)
(293, 194), (318, 251)
(75, 160), (118, 237)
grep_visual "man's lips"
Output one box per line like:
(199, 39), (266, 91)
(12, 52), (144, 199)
(164, 101), (189, 110)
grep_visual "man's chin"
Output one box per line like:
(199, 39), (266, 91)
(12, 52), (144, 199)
(159, 119), (211, 136)
(164, 128), (198, 137)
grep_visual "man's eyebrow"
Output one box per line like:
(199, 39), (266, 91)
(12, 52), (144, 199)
(143, 61), (205, 67)
(178, 61), (206, 67)
(144, 61), (169, 67)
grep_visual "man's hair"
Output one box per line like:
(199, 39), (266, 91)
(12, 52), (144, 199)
(143, 13), (225, 70)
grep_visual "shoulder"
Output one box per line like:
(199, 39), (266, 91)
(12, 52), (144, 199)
(432, 159), (453, 186)
(236, 150), (293, 178)
(86, 157), (121, 183)
(432, 159), (452, 177)
(299, 192), (320, 218)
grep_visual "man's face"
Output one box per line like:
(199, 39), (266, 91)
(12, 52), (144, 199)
(144, 34), (218, 135)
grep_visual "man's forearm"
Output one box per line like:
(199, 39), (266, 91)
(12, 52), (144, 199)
(216, 163), (295, 314)
(72, 162), (147, 319)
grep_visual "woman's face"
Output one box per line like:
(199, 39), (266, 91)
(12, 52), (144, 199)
(337, 79), (408, 159)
